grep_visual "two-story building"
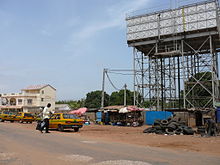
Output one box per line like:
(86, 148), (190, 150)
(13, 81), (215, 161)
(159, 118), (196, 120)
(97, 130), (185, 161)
(0, 84), (56, 113)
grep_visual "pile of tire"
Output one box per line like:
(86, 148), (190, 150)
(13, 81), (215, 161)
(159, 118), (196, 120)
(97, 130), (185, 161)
(143, 118), (194, 135)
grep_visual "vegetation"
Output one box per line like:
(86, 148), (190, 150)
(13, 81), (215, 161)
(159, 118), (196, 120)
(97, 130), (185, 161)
(56, 89), (136, 109)
(56, 99), (85, 109)
(109, 89), (134, 106)
(84, 90), (109, 109)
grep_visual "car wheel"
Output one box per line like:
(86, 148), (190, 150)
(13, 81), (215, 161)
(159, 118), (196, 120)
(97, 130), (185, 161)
(1, 119), (4, 122)
(74, 127), (79, 132)
(58, 125), (64, 132)
(10, 120), (14, 123)
(20, 120), (23, 123)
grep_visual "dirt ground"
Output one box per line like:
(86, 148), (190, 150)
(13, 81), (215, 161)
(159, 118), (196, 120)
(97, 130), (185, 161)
(4, 122), (220, 157)
(78, 124), (220, 156)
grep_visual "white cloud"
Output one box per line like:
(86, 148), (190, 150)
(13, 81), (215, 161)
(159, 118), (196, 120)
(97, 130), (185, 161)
(64, 0), (150, 54)
(41, 29), (52, 36)
(77, 0), (150, 39)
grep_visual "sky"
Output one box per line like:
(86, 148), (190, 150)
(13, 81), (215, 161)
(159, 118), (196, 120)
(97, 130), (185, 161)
(0, 0), (213, 100)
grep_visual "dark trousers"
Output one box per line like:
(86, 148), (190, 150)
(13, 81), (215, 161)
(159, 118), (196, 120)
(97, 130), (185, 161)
(41, 118), (49, 132)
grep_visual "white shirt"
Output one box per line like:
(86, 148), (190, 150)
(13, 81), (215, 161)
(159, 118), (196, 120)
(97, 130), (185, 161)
(42, 107), (54, 120)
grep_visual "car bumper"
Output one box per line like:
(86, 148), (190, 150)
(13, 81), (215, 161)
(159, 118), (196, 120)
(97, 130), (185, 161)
(62, 125), (83, 129)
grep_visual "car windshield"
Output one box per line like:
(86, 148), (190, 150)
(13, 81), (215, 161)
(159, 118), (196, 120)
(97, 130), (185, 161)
(63, 114), (79, 119)
(24, 113), (33, 117)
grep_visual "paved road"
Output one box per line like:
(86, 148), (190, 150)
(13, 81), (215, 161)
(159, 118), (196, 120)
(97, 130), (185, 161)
(0, 123), (220, 165)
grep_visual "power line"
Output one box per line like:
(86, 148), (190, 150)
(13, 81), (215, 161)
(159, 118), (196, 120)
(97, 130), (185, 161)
(108, 71), (134, 76)
(106, 72), (124, 91)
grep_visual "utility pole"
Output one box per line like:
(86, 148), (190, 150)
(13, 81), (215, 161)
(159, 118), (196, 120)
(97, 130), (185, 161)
(101, 69), (107, 109)
(124, 84), (127, 106)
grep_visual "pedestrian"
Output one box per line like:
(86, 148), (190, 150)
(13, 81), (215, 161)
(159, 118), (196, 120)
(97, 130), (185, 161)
(206, 118), (217, 136)
(40, 103), (54, 133)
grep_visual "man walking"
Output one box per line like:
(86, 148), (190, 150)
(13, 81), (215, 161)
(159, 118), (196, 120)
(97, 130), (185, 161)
(40, 103), (54, 133)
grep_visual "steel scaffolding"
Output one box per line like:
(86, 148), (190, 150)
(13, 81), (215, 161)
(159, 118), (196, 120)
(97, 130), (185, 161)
(128, 0), (220, 110)
(133, 36), (219, 110)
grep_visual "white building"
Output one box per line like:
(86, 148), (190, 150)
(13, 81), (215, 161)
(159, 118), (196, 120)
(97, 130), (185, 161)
(0, 84), (56, 113)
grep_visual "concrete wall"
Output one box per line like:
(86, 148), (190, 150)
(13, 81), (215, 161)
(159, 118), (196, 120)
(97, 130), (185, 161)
(39, 86), (56, 110)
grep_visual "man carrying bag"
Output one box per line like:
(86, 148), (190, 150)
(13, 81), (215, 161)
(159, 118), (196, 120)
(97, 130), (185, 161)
(38, 103), (54, 133)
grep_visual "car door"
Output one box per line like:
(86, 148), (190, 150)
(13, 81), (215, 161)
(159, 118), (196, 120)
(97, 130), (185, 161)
(16, 112), (22, 121)
(49, 114), (57, 129)
(49, 114), (61, 129)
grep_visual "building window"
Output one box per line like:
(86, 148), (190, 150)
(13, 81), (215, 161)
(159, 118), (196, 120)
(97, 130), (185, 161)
(27, 99), (32, 105)
(2, 98), (8, 105)
(41, 98), (44, 102)
(18, 99), (22, 105)
(10, 98), (16, 105)
(42, 90), (44, 94)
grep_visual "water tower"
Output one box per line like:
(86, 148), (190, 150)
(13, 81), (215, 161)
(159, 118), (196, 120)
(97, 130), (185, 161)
(126, 0), (220, 110)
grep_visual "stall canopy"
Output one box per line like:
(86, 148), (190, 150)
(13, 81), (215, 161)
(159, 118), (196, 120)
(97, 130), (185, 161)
(119, 106), (144, 113)
(69, 107), (87, 115)
(127, 106), (144, 111)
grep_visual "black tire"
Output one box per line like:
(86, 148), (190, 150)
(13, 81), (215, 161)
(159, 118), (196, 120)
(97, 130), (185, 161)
(167, 122), (178, 130)
(29, 121), (32, 124)
(155, 130), (164, 134)
(20, 120), (23, 123)
(10, 120), (14, 123)
(175, 128), (183, 135)
(167, 117), (172, 121)
(58, 125), (64, 132)
(183, 128), (194, 135)
(165, 128), (175, 135)
(143, 127), (155, 133)
(161, 120), (169, 125)
(154, 119), (161, 126)
(153, 125), (162, 130)
(1, 119), (4, 122)
(74, 127), (79, 132)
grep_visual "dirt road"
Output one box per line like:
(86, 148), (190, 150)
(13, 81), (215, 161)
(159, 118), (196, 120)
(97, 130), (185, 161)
(0, 122), (220, 165)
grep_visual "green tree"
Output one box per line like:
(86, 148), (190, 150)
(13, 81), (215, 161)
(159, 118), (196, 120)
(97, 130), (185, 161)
(84, 90), (109, 108)
(109, 89), (134, 106)
(56, 99), (85, 109)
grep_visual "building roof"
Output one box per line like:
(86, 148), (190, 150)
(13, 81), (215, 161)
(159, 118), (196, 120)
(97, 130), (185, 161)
(22, 84), (56, 91)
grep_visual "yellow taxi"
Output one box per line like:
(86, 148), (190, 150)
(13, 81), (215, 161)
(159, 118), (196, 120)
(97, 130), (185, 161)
(49, 113), (84, 132)
(16, 112), (35, 123)
(33, 114), (41, 122)
(0, 111), (17, 122)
